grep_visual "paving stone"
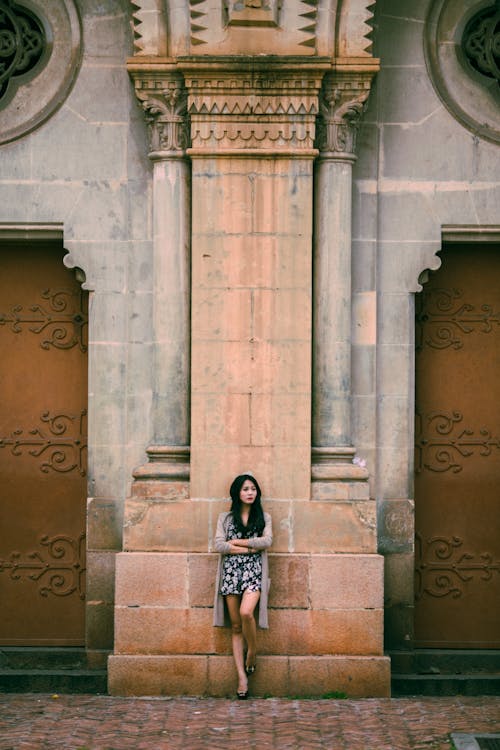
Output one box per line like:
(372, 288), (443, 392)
(0, 694), (499, 749)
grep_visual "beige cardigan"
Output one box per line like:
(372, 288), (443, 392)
(212, 510), (273, 629)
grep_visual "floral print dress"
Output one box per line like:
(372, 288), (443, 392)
(220, 515), (263, 595)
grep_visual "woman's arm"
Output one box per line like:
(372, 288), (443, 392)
(213, 513), (232, 554)
(213, 513), (257, 554)
(247, 513), (272, 550)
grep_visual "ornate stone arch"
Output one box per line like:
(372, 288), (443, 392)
(128, 0), (378, 60)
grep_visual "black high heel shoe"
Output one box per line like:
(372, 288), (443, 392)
(245, 664), (256, 676)
(237, 690), (249, 700)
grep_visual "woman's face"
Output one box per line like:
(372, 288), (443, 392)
(239, 479), (257, 505)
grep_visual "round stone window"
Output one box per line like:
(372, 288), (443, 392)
(0, 0), (82, 145)
(425, 0), (500, 145)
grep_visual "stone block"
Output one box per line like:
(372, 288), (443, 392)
(261, 500), (292, 553)
(268, 554), (309, 608)
(376, 447), (410, 500)
(193, 173), (253, 235)
(108, 654), (390, 697)
(252, 288), (311, 342)
(384, 552), (415, 606)
(192, 234), (277, 290)
(384, 602), (414, 651)
(87, 497), (122, 551)
(352, 238), (377, 293)
(310, 554), (384, 610)
(188, 553), (218, 607)
(123, 499), (210, 552)
(311, 479), (370, 501)
(292, 501), (377, 553)
(250, 392), (311, 448)
(190, 392), (251, 446)
(115, 552), (188, 607)
(240, 656), (290, 697)
(260, 609), (383, 656)
(108, 655), (208, 696)
(287, 656), (391, 698)
(352, 291), (376, 346)
(114, 606), (229, 655)
(191, 446), (310, 503)
(378, 344), (412, 397)
(191, 288), (253, 341)
(86, 550), (116, 602)
(86, 601), (114, 651)
(378, 499), (414, 554)
(351, 344), (375, 397)
(253, 171), (313, 235)
(207, 655), (237, 697)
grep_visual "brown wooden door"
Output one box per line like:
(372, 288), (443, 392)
(0, 242), (87, 645)
(414, 243), (500, 648)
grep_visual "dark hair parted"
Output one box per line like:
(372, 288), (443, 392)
(228, 474), (265, 536)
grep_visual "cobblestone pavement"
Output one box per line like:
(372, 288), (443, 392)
(1, 694), (499, 750)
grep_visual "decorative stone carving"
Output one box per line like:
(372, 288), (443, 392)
(180, 60), (329, 155)
(425, 0), (500, 144)
(227, 0), (280, 27)
(0, 0), (81, 145)
(316, 71), (373, 161)
(130, 70), (189, 159)
(188, 0), (318, 55)
(0, 0), (46, 103)
(462, 4), (500, 85)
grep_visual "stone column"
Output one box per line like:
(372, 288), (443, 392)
(128, 64), (190, 481)
(312, 69), (374, 494)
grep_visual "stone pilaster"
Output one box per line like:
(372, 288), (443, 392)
(127, 64), (191, 484)
(312, 67), (375, 494)
(181, 58), (328, 500)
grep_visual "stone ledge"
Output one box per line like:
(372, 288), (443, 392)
(108, 654), (391, 698)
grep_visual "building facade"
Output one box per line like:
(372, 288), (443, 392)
(0, 0), (498, 697)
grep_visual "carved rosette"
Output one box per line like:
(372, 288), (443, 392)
(316, 71), (374, 161)
(130, 69), (189, 160)
(180, 62), (329, 156)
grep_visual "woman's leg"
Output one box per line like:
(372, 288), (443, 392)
(240, 590), (260, 671)
(225, 595), (247, 694)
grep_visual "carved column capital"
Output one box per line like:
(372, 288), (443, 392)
(129, 67), (189, 160)
(179, 58), (330, 158)
(316, 70), (375, 162)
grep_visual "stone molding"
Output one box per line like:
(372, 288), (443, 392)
(179, 58), (330, 156)
(316, 68), (376, 161)
(128, 58), (378, 159)
(132, 446), (190, 481)
(129, 66), (190, 159)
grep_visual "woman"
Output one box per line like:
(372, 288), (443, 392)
(213, 473), (272, 699)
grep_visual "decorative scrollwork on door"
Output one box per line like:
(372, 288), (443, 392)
(0, 288), (88, 352)
(0, 410), (87, 475)
(415, 411), (500, 473)
(415, 533), (500, 600)
(415, 287), (500, 351)
(0, 534), (85, 599)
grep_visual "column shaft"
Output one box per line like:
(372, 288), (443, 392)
(313, 157), (353, 447)
(152, 157), (190, 446)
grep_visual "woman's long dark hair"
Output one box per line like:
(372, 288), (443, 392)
(228, 474), (265, 536)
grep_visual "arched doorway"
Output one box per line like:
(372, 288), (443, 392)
(0, 238), (88, 645)
(414, 241), (500, 648)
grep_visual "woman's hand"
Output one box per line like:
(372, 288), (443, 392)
(228, 543), (255, 554)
